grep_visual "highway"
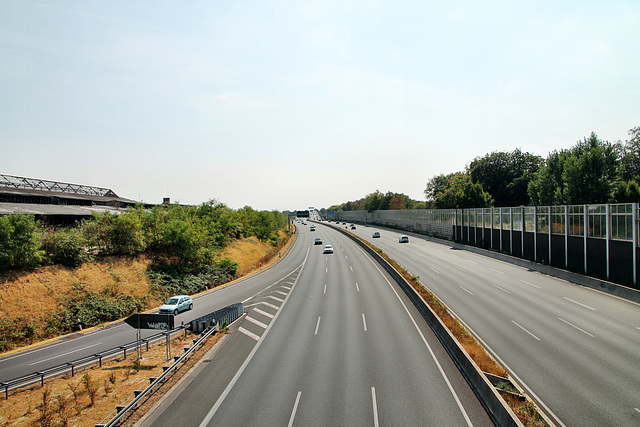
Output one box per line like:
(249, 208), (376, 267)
(139, 223), (493, 426)
(340, 220), (640, 426)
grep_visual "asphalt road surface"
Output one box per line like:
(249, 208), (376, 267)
(139, 223), (494, 426)
(341, 221), (640, 427)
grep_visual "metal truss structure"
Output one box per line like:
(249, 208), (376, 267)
(0, 174), (118, 198)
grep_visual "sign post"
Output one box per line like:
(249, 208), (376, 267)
(124, 313), (175, 360)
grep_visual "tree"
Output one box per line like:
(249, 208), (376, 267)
(612, 180), (640, 203)
(468, 149), (543, 206)
(528, 132), (621, 205)
(619, 126), (640, 183)
(432, 172), (494, 208)
(0, 214), (45, 270)
(561, 132), (620, 204)
(424, 173), (455, 203)
(528, 150), (566, 205)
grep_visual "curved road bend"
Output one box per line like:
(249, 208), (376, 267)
(0, 227), (309, 384)
(139, 223), (493, 426)
(345, 221), (640, 427)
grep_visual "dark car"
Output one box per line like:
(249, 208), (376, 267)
(314, 237), (323, 245)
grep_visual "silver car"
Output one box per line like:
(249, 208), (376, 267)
(159, 295), (193, 315)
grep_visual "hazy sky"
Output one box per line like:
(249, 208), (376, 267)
(2, 0), (639, 211)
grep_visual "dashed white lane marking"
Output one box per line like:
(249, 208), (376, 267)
(350, 266), (354, 271)
(288, 391), (302, 427)
(491, 283), (511, 293)
(430, 267), (440, 274)
(355, 282), (360, 292)
(253, 308), (274, 319)
(362, 313), (368, 332)
(268, 295), (284, 303)
(512, 320), (541, 341)
(245, 316), (267, 329)
(372, 387), (379, 427)
(563, 297), (596, 311)
(314, 317), (321, 335)
(558, 318), (595, 337)
(520, 280), (541, 289)
(239, 327), (260, 341)
(459, 285), (474, 295)
(324, 284), (327, 294)
(455, 266), (466, 272)
(490, 268), (505, 274)
(261, 302), (279, 310)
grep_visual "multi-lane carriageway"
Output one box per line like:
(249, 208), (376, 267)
(139, 222), (493, 426)
(3, 220), (639, 426)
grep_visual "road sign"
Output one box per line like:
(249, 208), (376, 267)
(124, 313), (174, 330)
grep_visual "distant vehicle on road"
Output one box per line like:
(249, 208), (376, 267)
(350, 224), (356, 230)
(159, 295), (193, 315)
(315, 237), (323, 245)
(323, 245), (334, 254)
(399, 235), (409, 243)
(372, 232), (380, 238)
(310, 225), (316, 231)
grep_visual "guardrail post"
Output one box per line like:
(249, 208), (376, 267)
(120, 346), (127, 359)
(96, 354), (102, 367)
(38, 372), (44, 387)
(67, 362), (75, 377)
(2, 382), (7, 399)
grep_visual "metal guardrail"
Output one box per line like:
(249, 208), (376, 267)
(0, 326), (188, 399)
(96, 324), (218, 427)
(189, 302), (244, 333)
(96, 302), (244, 427)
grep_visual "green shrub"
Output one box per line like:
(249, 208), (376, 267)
(0, 214), (45, 271)
(41, 227), (88, 268)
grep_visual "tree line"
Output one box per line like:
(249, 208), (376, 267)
(328, 126), (639, 211)
(0, 201), (289, 273)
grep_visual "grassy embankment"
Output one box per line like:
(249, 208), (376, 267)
(0, 230), (295, 426)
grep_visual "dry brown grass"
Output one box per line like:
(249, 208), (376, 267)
(0, 331), (225, 427)
(0, 256), (156, 324)
(220, 230), (293, 278)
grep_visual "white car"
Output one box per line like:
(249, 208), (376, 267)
(323, 245), (334, 254)
(159, 295), (193, 315)
(399, 235), (409, 243)
(372, 232), (381, 238)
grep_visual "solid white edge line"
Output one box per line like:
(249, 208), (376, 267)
(354, 244), (473, 427)
(287, 391), (302, 427)
(197, 245), (310, 427)
(372, 387), (379, 427)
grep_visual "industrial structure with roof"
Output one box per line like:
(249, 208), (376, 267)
(0, 174), (145, 225)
